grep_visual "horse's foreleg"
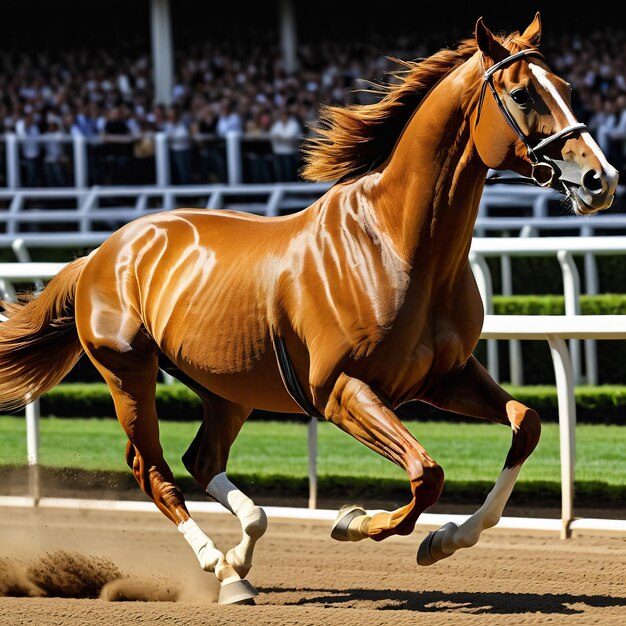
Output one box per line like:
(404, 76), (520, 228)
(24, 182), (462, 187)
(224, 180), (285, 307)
(182, 395), (267, 580)
(325, 373), (444, 542)
(417, 356), (541, 566)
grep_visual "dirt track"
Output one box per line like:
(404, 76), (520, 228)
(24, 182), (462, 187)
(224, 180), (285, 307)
(0, 505), (625, 626)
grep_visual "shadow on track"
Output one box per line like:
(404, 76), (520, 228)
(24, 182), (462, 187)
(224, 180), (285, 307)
(260, 586), (626, 615)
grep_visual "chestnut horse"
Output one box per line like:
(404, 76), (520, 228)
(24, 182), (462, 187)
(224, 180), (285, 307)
(0, 14), (618, 604)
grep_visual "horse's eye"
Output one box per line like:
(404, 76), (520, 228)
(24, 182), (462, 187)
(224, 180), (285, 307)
(511, 88), (532, 107)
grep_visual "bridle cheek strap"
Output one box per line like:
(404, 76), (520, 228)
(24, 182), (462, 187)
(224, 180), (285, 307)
(476, 48), (587, 185)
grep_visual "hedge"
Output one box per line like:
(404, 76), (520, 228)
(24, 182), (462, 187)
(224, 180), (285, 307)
(475, 294), (626, 384)
(34, 382), (626, 425)
(493, 294), (626, 315)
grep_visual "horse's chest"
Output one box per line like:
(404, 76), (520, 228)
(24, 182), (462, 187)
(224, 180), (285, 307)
(360, 319), (480, 405)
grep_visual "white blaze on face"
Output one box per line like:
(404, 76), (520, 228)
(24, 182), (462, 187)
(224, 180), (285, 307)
(529, 63), (613, 171)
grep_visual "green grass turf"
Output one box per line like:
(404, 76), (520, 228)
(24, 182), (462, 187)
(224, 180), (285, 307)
(0, 416), (623, 489)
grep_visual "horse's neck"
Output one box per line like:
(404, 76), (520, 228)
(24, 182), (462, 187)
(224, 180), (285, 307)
(373, 61), (487, 276)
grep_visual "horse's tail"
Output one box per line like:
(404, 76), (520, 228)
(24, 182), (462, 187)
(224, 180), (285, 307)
(0, 256), (87, 411)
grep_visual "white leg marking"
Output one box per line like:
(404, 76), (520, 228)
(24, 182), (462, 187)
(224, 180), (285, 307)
(419, 465), (522, 565)
(443, 465), (521, 552)
(207, 472), (267, 577)
(178, 518), (226, 573)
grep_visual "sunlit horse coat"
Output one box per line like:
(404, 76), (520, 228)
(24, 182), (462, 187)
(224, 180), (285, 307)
(0, 14), (617, 603)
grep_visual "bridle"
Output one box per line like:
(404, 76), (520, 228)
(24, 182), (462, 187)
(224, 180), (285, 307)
(476, 48), (587, 188)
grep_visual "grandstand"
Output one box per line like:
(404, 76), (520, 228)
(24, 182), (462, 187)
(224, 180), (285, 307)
(2, 1), (626, 191)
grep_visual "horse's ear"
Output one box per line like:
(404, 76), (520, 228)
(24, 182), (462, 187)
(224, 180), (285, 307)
(475, 17), (493, 55)
(521, 12), (542, 46)
(475, 17), (508, 61)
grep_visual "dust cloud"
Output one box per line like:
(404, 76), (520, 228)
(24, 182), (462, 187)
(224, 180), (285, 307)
(0, 550), (208, 602)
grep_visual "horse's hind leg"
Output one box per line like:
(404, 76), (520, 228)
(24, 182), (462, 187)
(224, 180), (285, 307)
(83, 338), (253, 603)
(417, 355), (541, 565)
(325, 373), (445, 542)
(182, 392), (267, 579)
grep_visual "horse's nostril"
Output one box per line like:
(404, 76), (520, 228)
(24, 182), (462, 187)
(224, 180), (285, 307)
(582, 170), (605, 194)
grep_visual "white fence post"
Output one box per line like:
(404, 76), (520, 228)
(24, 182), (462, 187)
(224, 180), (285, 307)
(5, 133), (20, 189)
(25, 401), (40, 466)
(469, 252), (499, 382)
(308, 417), (318, 509)
(12, 239), (45, 292)
(26, 401), (41, 505)
(73, 134), (88, 188)
(557, 250), (582, 385)
(500, 252), (524, 385)
(154, 132), (171, 186)
(581, 225), (598, 386)
(226, 131), (243, 185)
(547, 335), (576, 540)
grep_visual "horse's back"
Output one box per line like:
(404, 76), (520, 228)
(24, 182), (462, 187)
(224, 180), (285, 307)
(74, 207), (307, 412)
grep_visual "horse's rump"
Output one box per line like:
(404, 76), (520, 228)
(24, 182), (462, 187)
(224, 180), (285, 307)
(72, 209), (307, 413)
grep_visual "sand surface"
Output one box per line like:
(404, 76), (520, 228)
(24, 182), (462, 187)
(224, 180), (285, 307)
(0, 505), (625, 625)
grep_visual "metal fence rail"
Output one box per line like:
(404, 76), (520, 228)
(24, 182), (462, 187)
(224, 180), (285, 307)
(0, 181), (623, 233)
(6, 127), (616, 209)
(470, 236), (626, 386)
(0, 182), (332, 233)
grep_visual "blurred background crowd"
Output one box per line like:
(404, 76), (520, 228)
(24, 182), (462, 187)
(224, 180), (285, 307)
(2, 1), (626, 187)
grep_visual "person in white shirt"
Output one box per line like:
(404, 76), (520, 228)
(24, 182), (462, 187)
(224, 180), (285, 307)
(269, 106), (302, 182)
(216, 99), (243, 138)
(597, 94), (626, 168)
(163, 105), (193, 185)
(15, 108), (41, 187)
(42, 117), (67, 187)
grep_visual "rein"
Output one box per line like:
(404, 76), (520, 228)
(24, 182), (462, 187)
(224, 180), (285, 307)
(272, 336), (323, 419)
(477, 48), (587, 188)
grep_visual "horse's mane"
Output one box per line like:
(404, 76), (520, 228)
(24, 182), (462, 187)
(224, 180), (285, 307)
(301, 34), (512, 183)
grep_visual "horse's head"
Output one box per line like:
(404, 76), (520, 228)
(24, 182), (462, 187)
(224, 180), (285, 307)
(472, 12), (618, 214)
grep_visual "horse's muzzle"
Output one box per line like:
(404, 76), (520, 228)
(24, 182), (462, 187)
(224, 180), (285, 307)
(534, 158), (619, 214)
(574, 166), (619, 213)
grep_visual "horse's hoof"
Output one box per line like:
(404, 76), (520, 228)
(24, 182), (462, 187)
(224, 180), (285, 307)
(330, 504), (367, 541)
(218, 579), (259, 605)
(416, 522), (457, 566)
(417, 530), (438, 566)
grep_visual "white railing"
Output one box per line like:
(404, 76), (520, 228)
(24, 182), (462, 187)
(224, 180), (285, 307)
(474, 214), (626, 236)
(0, 182), (332, 233)
(8, 128), (608, 213)
(479, 183), (561, 218)
(4, 131), (292, 188)
(470, 236), (626, 386)
(0, 262), (624, 536)
(0, 180), (624, 234)
(480, 314), (626, 538)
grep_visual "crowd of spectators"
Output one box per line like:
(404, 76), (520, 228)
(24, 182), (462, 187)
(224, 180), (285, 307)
(2, 25), (626, 187)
